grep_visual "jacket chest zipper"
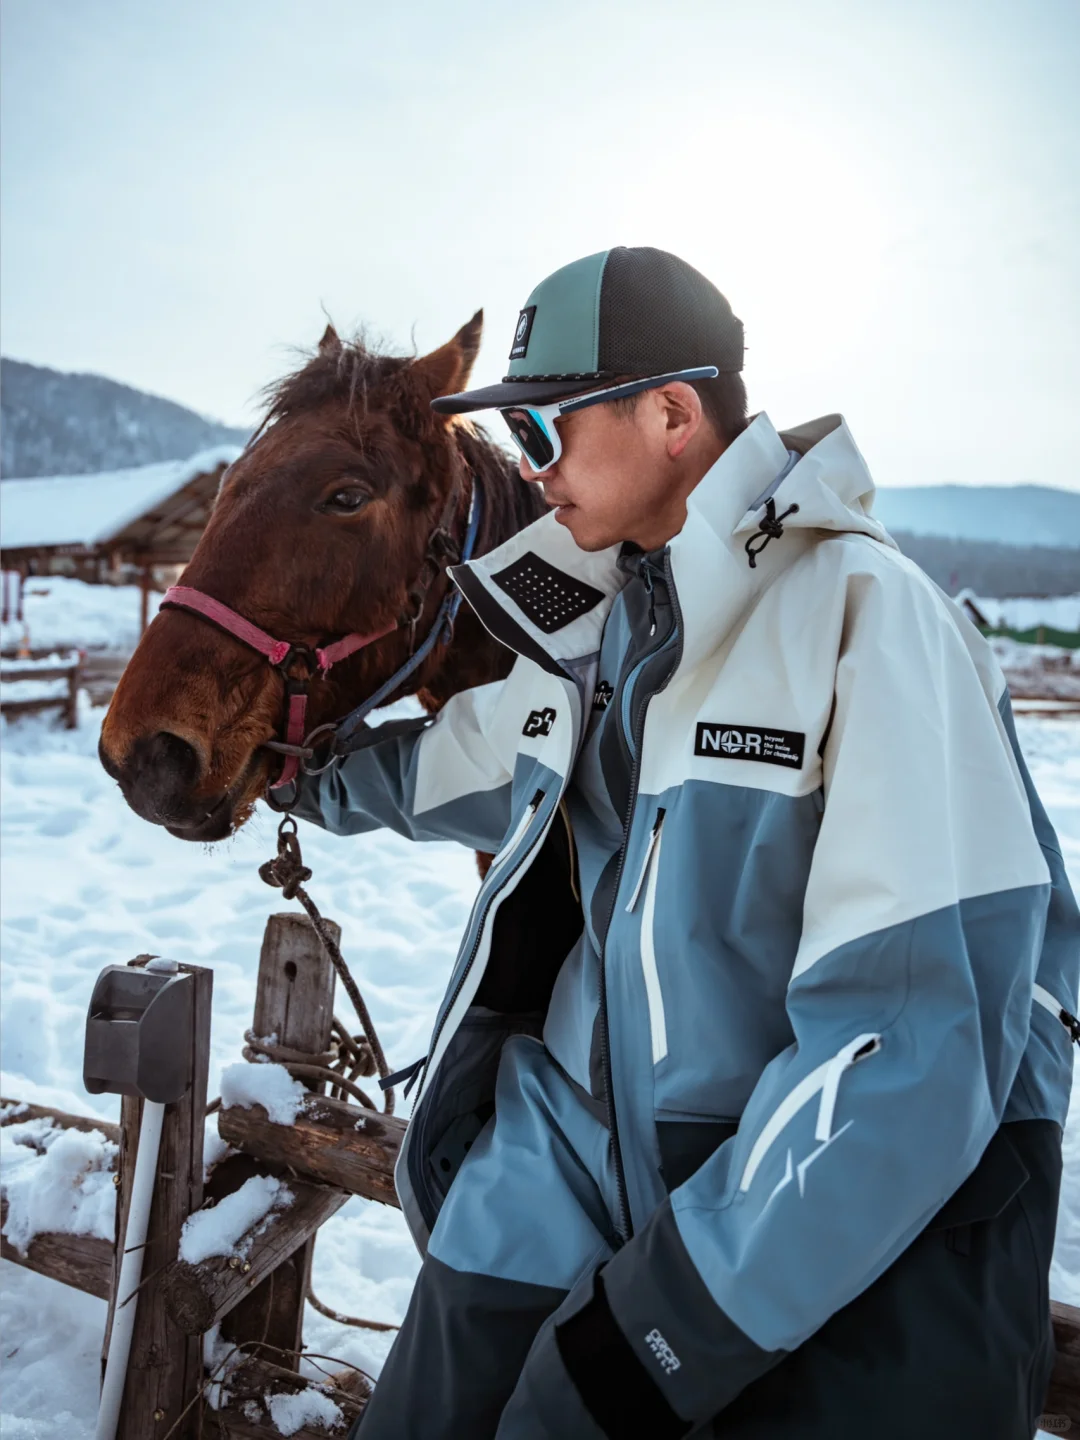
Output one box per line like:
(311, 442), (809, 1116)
(599, 555), (683, 1242)
(626, 808), (668, 1064)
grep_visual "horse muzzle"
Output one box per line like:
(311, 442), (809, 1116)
(98, 729), (239, 841)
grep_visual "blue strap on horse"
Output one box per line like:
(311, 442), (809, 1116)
(332, 477), (484, 755)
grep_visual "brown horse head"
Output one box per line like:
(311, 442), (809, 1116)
(99, 314), (544, 841)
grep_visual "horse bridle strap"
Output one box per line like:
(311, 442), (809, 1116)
(160, 588), (396, 674)
(159, 466), (483, 796)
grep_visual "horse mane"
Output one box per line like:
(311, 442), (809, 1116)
(259, 332), (546, 552)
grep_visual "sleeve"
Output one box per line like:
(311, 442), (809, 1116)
(497, 563), (1060, 1439)
(282, 671), (523, 853)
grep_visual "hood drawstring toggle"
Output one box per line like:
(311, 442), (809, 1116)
(745, 498), (800, 569)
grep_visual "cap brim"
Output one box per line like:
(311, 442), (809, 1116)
(431, 377), (608, 415)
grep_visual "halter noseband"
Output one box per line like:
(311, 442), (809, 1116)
(160, 469), (483, 798)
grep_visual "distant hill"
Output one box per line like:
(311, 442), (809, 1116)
(890, 533), (1079, 598)
(0, 358), (250, 478)
(873, 484), (1080, 550)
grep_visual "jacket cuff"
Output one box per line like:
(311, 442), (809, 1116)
(555, 1270), (690, 1439)
(598, 1198), (786, 1426)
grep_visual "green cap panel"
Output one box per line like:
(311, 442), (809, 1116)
(505, 249), (609, 379)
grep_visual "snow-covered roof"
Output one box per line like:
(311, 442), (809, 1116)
(0, 445), (242, 552)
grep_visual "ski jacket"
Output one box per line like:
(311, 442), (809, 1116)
(290, 412), (1078, 1429)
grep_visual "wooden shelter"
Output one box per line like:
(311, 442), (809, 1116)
(0, 445), (241, 632)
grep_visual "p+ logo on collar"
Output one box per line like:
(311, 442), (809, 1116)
(523, 707), (556, 738)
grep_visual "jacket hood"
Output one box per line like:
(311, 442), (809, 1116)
(730, 413), (895, 549)
(450, 413), (897, 677)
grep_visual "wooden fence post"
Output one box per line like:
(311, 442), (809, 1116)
(219, 913), (338, 1368)
(101, 960), (213, 1440)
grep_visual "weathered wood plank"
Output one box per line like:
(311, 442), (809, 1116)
(218, 1093), (404, 1207)
(162, 1157), (349, 1335)
(250, 912), (339, 1058)
(0, 1196), (113, 1300)
(221, 913), (339, 1366)
(1, 1097), (120, 1144)
(102, 960), (213, 1440)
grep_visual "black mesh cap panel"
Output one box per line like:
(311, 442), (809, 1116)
(492, 552), (605, 634)
(597, 247), (744, 376)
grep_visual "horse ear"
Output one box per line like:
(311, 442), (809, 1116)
(412, 310), (484, 401)
(318, 323), (341, 355)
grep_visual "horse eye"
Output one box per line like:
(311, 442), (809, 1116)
(323, 487), (370, 514)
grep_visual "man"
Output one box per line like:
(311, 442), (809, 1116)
(293, 248), (1078, 1438)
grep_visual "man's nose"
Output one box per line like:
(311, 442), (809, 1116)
(519, 453), (547, 484)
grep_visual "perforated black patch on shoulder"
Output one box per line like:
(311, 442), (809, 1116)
(491, 552), (604, 634)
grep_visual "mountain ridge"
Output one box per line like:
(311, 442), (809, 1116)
(871, 482), (1080, 550)
(1, 357), (249, 478)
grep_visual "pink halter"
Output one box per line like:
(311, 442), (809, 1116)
(161, 585), (395, 790)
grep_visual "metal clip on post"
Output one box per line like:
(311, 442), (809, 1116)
(84, 960), (195, 1440)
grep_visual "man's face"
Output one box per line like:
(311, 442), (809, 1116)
(516, 382), (722, 553)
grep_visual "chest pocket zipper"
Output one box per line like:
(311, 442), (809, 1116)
(626, 809), (667, 1064)
(490, 789), (544, 874)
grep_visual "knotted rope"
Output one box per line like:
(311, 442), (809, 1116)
(258, 815), (394, 1115)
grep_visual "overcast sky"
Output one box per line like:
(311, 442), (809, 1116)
(2, 0), (1077, 489)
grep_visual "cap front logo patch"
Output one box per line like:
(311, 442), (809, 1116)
(509, 306), (537, 361)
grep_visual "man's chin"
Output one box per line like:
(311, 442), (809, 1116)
(553, 504), (617, 553)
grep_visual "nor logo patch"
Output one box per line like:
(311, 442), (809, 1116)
(695, 722), (805, 769)
(509, 305), (537, 361)
(644, 1328), (681, 1375)
(523, 707), (556, 738)
(592, 680), (614, 712)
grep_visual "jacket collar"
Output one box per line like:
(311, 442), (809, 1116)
(449, 412), (895, 678)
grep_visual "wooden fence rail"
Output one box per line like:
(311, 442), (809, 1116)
(0, 653), (81, 727)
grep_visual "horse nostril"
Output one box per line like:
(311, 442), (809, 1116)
(143, 731), (203, 788)
(111, 730), (205, 824)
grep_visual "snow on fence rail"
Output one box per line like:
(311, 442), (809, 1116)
(1, 912), (1078, 1436)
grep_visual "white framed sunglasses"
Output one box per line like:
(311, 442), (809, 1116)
(499, 366), (719, 474)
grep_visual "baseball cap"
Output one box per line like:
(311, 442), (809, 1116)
(431, 245), (744, 415)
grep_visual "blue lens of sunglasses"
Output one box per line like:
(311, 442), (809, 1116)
(500, 407), (556, 470)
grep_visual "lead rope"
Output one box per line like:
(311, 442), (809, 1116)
(258, 816), (395, 1114)
(245, 814), (401, 1336)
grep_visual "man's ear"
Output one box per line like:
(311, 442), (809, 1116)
(661, 381), (705, 459)
(411, 310), (484, 401)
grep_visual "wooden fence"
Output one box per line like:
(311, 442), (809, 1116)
(2, 914), (1078, 1436)
(0, 649), (81, 727)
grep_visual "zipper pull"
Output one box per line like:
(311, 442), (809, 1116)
(625, 808), (666, 912)
(642, 565), (657, 637)
(815, 1033), (881, 1143)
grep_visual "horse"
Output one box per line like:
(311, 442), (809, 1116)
(98, 313), (545, 843)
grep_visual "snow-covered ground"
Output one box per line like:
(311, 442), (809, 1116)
(1, 699), (1078, 1436)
